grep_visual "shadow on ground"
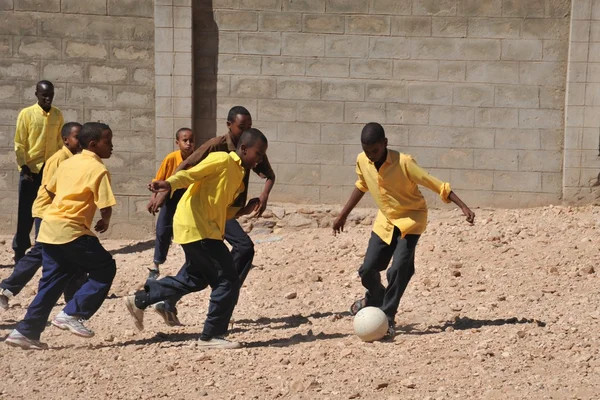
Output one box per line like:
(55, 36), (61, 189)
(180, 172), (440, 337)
(110, 240), (154, 256)
(398, 316), (546, 335)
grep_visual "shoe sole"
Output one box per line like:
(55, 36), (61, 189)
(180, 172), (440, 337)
(124, 297), (144, 331)
(51, 319), (95, 338)
(5, 338), (46, 350)
(197, 342), (241, 349)
(153, 308), (181, 327)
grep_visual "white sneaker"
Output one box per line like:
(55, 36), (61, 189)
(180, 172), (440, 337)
(0, 289), (13, 310)
(5, 330), (48, 350)
(197, 337), (241, 349)
(124, 295), (144, 331)
(51, 311), (94, 338)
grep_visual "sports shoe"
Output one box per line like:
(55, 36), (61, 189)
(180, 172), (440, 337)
(124, 295), (144, 331)
(384, 324), (395, 340)
(5, 330), (48, 350)
(0, 294), (8, 311)
(197, 336), (241, 349)
(51, 311), (94, 338)
(147, 268), (160, 280)
(153, 302), (182, 326)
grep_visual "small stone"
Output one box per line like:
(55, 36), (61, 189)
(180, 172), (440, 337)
(349, 393), (361, 399)
(474, 286), (486, 292)
(297, 208), (314, 215)
(450, 260), (463, 268)
(272, 207), (285, 219)
(166, 365), (174, 372)
(104, 334), (115, 342)
(376, 382), (389, 389)
(260, 210), (274, 218)
(285, 292), (297, 300)
(340, 348), (353, 358)
(452, 270), (461, 277)
(487, 230), (501, 241)
(497, 295), (506, 301)
(291, 380), (305, 392)
(516, 331), (526, 338)
(549, 266), (559, 274)
(288, 214), (314, 228)
(582, 265), (595, 274)
(445, 326), (455, 333)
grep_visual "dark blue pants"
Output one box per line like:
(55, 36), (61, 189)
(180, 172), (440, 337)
(12, 168), (42, 260)
(153, 189), (184, 265)
(16, 235), (116, 340)
(358, 227), (420, 321)
(137, 239), (239, 338)
(1, 218), (86, 301)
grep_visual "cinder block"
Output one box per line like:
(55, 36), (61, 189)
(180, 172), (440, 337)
(579, 168), (600, 187)
(132, 68), (153, 85)
(502, 0), (544, 17)
(591, 21), (600, 42)
(344, 102), (386, 123)
(155, 27), (173, 52)
(173, 75), (192, 98)
(365, 81), (408, 102)
(174, 7), (192, 29)
(466, 61), (519, 84)
(110, 173), (151, 196)
(519, 62), (566, 87)
(346, 16), (391, 35)
(393, 60), (438, 81)
(429, 105), (474, 127)
(215, 97), (257, 119)
(173, 97), (192, 118)
(174, 28), (192, 52)
(278, 163), (320, 185)
(218, 54), (262, 74)
(65, 41), (108, 60)
(239, 33), (281, 55)
(57, 107), (82, 123)
(468, 18), (520, 38)
(457, 0), (501, 16)
(495, 85), (539, 108)
(567, 83), (585, 108)
(501, 39), (542, 61)
(369, 37), (410, 59)
(277, 122), (320, 143)
(326, 36), (369, 58)
(154, 5), (173, 28)
(518, 150), (562, 172)
(215, 10), (258, 31)
(15, 0), (59, 12)
(409, 82), (453, 105)
(563, 150), (581, 168)
(438, 148), (474, 169)
(0, 12), (37, 36)
(518, 109), (563, 129)
(474, 149), (518, 170)
(270, 184), (320, 203)
(0, 37), (11, 58)
(322, 79), (364, 101)
(174, 53), (193, 76)
(386, 104), (429, 125)
(540, 129), (563, 151)
(303, 14), (345, 33)
(297, 144), (343, 165)
(582, 127), (599, 150)
(320, 165), (356, 185)
(257, 99), (297, 121)
(155, 52), (174, 76)
(41, 63), (83, 83)
(563, 168), (580, 187)
(539, 86), (564, 109)
(114, 87), (153, 108)
(450, 169), (493, 190)
(282, 0), (324, 12)
(306, 58), (349, 77)
(564, 127), (582, 150)
(411, 38), (500, 60)
(567, 62), (587, 83)
(112, 42), (153, 62)
(343, 144), (363, 165)
(413, 0), (457, 16)
(542, 40), (568, 62)
(230, 76), (277, 98)
(439, 61), (465, 81)
(282, 33), (325, 56)
(262, 56), (305, 76)
(103, 152), (130, 175)
(108, 0), (153, 17)
(240, 0), (281, 10)
(277, 78), (321, 100)
(350, 59), (392, 79)
(66, 84), (111, 107)
(0, 60), (38, 80)
(522, 19), (570, 40)
(264, 141), (296, 163)
(368, 0), (411, 15)
(326, 0), (368, 13)
(88, 65), (128, 84)
(321, 123), (362, 144)
(131, 110), (154, 130)
(391, 16), (431, 36)
(156, 117), (174, 138)
(297, 101), (344, 122)
(0, 83), (19, 103)
(385, 125), (410, 146)
(432, 17), (467, 37)
(16, 37), (61, 59)
(475, 108), (518, 128)
(570, 20), (590, 42)
(260, 12), (302, 32)
(409, 126), (494, 148)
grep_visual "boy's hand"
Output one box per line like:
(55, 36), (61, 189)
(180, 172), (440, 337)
(332, 215), (347, 236)
(257, 193), (269, 217)
(94, 219), (109, 233)
(461, 206), (475, 224)
(147, 191), (168, 215)
(240, 197), (261, 217)
(21, 165), (34, 182)
(148, 180), (171, 193)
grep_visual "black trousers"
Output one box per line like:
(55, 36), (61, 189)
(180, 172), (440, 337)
(137, 239), (240, 338)
(358, 227), (420, 322)
(13, 167), (43, 259)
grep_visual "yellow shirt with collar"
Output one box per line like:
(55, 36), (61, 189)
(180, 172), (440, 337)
(167, 151), (245, 244)
(355, 149), (452, 245)
(31, 146), (74, 219)
(14, 103), (64, 173)
(37, 150), (117, 245)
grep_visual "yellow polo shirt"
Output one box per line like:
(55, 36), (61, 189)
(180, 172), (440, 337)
(154, 150), (183, 181)
(167, 151), (245, 244)
(355, 150), (452, 244)
(31, 146), (75, 219)
(37, 150), (117, 245)
(14, 103), (64, 173)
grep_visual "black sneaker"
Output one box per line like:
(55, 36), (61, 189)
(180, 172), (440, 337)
(384, 324), (395, 340)
(147, 268), (159, 280)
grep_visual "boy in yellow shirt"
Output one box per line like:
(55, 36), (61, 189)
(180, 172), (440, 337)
(147, 128), (195, 280)
(125, 129), (268, 349)
(0, 122), (83, 310)
(333, 123), (475, 339)
(5, 123), (117, 350)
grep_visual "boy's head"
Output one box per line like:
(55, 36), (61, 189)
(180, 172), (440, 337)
(61, 122), (82, 154)
(35, 80), (54, 111)
(175, 127), (194, 157)
(227, 106), (252, 140)
(79, 122), (113, 159)
(237, 128), (268, 170)
(361, 122), (388, 164)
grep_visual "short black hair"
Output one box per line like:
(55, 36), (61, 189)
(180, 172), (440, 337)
(361, 122), (386, 145)
(175, 127), (192, 140)
(227, 106), (251, 122)
(36, 80), (54, 91)
(238, 128), (267, 150)
(79, 122), (110, 149)
(61, 122), (82, 139)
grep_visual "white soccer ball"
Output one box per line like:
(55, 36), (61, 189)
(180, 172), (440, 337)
(353, 306), (389, 342)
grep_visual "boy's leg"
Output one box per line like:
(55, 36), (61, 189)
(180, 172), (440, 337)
(357, 230), (397, 309)
(1, 218), (43, 298)
(15, 243), (74, 340)
(12, 171), (42, 261)
(150, 189), (183, 279)
(381, 234), (420, 322)
(224, 219), (255, 286)
(62, 269), (88, 303)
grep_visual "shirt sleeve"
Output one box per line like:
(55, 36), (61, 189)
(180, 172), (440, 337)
(14, 110), (28, 169)
(94, 171), (117, 209)
(354, 158), (368, 193)
(252, 153), (276, 180)
(41, 156), (61, 187)
(181, 140), (216, 169)
(154, 155), (172, 181)
(55, 112), (64, 152)
(404, 155), (452, 203)
(45, 173), (58, 195)
(167, 152), (225, 191)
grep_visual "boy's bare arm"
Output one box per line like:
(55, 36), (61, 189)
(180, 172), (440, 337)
(95, 207), (112, 233)
(333, 188), (365, 235)
(448, 191), (475, 224)
(257, 176), (275, 217)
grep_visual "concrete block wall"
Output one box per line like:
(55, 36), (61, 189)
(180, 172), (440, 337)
(193, 0), (572, 208)
(0, 1), (155, 238)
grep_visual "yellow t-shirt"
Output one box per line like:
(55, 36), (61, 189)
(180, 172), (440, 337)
(355, 150), (452, 244)
(37, 150), (117, 245)
(167, 151), (245, 244)
(154, 150), (184, 181)
(31, 146), (74, 219)
(14, 103), (64, 173)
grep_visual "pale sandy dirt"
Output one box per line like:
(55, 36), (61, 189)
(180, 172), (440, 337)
(0, 205), (599, 400)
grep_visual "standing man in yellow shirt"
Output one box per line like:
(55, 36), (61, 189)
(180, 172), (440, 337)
(125, 129), (268, 349)
(13, 80), (64, 262)
(333, 123), (475, 340)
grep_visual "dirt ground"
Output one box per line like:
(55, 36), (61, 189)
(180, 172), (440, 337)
(0, 205), (599, 400)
